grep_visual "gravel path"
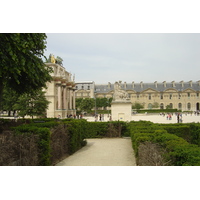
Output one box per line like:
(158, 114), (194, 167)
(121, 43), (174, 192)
(56, 138), (136, 166)
(84, 113), (200, 124)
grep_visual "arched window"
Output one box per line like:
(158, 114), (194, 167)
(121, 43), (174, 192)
(160, 103), (164, 109)
(178, 103), (182, 110)
(148, 103), (152, 109)
(187, 103), (191, 110)
(196, 102), (200, 110)
(169, 103), (173, 109)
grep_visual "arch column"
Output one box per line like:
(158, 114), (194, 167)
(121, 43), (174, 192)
(69, 89), (72, 110)
(73, 89), (76, 109)
(62, 84), (67, 109)
(57, 83), (62, 110)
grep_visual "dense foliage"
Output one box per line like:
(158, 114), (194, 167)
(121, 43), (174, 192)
(1, 119), (126, 165)
(129, 121), (200, 166)
(2, 118), (200, 166)
(75, 97), (112, 114)
(76, 98), (95, 113)
(0, 33), (52, 110)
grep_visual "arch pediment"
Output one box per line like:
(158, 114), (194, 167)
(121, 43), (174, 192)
(163, 88), (178, 92)
(126, 90), (136, 93)
(141, 88), (159, 93)
(183, 88), (196, 93)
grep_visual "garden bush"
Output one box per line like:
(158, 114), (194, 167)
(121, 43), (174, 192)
(136, 109), (180, 113)
(129, 121), (200, 166)
(1, 118), (129, 166)
(158, 123), (200, 146)
(63, 119), (87, 154)
(14, 125), (51, 165)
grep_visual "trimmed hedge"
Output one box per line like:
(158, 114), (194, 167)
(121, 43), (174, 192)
(129, 121), (200, 166)
(4, 117), (200, 166)
(63, 119), (87, 154)
(8, 119), (127, 165)
(136, 109), (180, 113)
(14, 125), (51, 166)
(12, 119), (87, 165)
(157, 123), (200, 147)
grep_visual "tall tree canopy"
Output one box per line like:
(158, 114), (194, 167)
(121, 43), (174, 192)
(0, 33), (52, 104)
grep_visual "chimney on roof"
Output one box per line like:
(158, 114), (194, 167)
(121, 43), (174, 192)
(180, 81), (184, 88)
(197, 80), (200, 86)
(172, 81), (175, 87)
(108, 82), (111, 89)
(132, 81), (135, 88)
(154, 81), (158, 88)
(163, 81), (166, 88)
(124, 82), (127, 89)
(189, 80), (193, 87)
(140, 81), (143, 88)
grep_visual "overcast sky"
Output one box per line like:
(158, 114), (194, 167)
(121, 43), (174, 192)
(44, 33), (200, 84)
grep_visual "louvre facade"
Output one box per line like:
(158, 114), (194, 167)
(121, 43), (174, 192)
(75, 80), (200, 111)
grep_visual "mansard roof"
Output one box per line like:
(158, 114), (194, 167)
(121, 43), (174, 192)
(94, 81), (200, 93)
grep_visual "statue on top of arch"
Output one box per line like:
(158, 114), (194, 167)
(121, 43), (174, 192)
(47, 54), (63, 66)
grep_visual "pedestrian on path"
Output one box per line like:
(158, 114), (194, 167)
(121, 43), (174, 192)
(99, 114), (102, 121)
(177, 113), (180, 123)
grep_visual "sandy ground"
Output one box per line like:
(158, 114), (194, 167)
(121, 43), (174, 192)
(56, 138), (136, 166)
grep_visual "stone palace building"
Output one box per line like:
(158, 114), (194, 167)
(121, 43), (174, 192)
(44, 55), (76, 118)
(75, 80), (200, 112)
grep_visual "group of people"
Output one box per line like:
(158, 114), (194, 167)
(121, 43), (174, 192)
(160, 112), (183, 123)
(94, 114), (112, 122)
(58, 114), (83, 119)
(66, 114), (83, 119)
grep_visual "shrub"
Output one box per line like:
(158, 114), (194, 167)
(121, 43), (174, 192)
(64, 120), (87, 154)
(14, 125), (51, 165)
(129, 121), (200, 166)
(136, 109), (180, 113)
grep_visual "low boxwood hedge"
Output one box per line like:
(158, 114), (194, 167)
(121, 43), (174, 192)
(129, 121), (200, 166)
(14, 125), (51, 166)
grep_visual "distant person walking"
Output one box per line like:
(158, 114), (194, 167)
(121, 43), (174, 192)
(177, 113), (180, 123)
(99, 114), (102, 121)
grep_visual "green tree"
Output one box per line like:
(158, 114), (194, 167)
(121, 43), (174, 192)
(80, 98), (95, 113)
(108, 97), (113, 107)
(152, 102), (159, 108)
(0, 33), (52, 109)
(96, 97), (112, 109)
(2, 86), (20, 116)
(166, 104), (172, 109)
(75, 98), (95, 113)
(132, 102), (144, 110)
(13, 90), (50, 119)
(75, 98), (84, 112)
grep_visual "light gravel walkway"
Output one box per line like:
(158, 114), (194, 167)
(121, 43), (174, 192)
(84, 113), (200, 124)
(56, 138), (136, 166)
